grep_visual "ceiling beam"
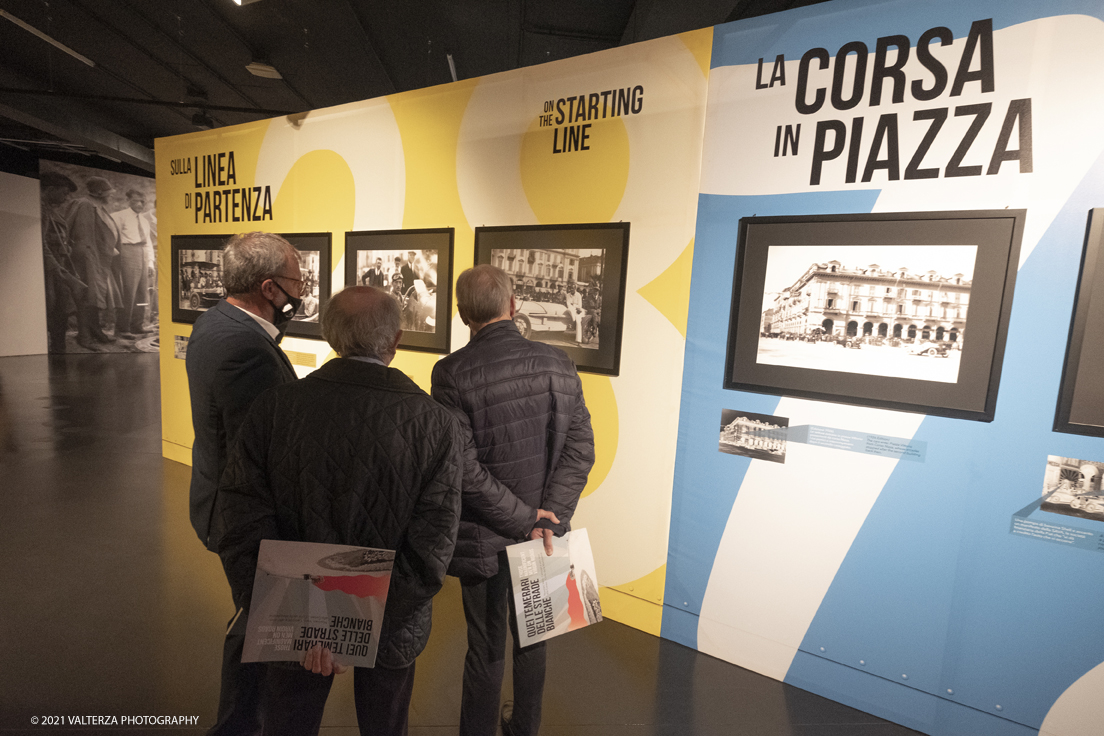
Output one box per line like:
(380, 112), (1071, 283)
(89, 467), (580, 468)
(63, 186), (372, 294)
(341, 0), (396, 95)
(0, 97), (154, 172)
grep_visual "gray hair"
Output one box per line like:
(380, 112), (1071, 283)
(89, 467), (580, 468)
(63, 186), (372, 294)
(322, 286), (401, 358)
(456, 264), (513, 325)
(222, 232), (298, 296)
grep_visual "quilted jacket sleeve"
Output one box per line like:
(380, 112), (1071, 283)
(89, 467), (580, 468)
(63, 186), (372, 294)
(213, 392), (280, 613)
(536, 372), (595, 535)
(389, 415), (464, 604)
(431, 363), (539, 539)
(375, 414), (465, 668)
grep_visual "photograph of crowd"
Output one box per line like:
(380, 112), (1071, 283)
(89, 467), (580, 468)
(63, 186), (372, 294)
(355, 249), (439, 333)
(1040, 455), (1104, 523)
(491, 247), (605, 351)
(718, 409), (788, 464)
(756, 245), (977, 383)
(39, 161), (159, 354)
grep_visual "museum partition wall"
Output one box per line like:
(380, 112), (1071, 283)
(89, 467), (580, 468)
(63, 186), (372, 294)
(156, 2), (1104, 735)
(155, 31), (712, 636)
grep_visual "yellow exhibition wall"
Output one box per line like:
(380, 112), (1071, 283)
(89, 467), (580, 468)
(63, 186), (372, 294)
(155, 28), (712, 635)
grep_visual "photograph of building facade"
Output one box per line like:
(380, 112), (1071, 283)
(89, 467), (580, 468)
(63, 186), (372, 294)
(718, 409), (788, 463)
(766, 261), (971, 343)
(493, 248), (580, 289)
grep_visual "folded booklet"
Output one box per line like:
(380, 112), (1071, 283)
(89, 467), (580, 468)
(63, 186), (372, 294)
(242, 540), (393, 668)
(507, 528), (602, 647)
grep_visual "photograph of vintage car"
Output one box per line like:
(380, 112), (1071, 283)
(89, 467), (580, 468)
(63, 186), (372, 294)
(494, 248), (604, 352)
(474, 222), (629, 376)
(1040, 455), (1104, 523)
(178, 249), (225, 311)
(172, 234), (229, 324)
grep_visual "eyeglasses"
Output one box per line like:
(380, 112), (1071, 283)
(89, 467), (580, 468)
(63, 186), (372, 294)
(271, 272), (309, 297)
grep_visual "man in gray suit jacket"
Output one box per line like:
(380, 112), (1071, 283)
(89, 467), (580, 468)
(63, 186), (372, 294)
(185, 231), (303, 736)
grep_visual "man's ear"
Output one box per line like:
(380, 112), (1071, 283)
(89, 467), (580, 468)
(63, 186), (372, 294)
(458, 307), (470, 326)
(258, 278), (278, 301)
(381, 329), (404, 367)
(508, 295), (516, 318)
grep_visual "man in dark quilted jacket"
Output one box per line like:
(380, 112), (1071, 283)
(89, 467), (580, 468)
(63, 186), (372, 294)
(431, 264), (595, 736)
(215, 286), (464, 736)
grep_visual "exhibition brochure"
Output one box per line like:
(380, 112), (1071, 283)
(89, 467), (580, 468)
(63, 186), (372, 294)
(507, 528), (603, 647)
(242, 540), (393, 668)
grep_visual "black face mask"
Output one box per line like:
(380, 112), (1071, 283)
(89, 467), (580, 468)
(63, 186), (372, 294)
(270, 281), (303, 340)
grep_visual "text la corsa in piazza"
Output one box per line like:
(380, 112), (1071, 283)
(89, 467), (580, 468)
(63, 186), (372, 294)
(756, 19), (1033, 186)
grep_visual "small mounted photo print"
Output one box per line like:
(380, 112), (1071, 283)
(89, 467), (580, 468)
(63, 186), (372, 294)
(1041, 456), (1104, 523)
(718, 409), (788, 464)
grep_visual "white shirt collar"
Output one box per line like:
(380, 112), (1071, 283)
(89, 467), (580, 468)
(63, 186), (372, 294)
(348, 355), (386, 366)
(230, 303), (280, 340)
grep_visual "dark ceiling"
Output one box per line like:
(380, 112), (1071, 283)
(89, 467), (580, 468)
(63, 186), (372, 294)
(0, 0), (829, 179)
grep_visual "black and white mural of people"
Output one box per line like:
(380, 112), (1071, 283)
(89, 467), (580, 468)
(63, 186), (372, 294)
(39, 161), (158, 354)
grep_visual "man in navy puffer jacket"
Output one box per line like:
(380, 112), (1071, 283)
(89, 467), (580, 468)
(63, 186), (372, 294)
(432, 264), (595, 736)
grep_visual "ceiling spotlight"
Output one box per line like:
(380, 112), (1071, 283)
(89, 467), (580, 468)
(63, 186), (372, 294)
(192, 111), (215, 130)
(245, 61), (282, 79)
(232, 0), (264, 6)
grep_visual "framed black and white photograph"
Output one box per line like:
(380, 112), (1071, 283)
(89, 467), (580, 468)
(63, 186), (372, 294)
(344, 228), (453, 354)
(718, 409), (788, 464)
(281, 232), (332, 340)
(171, 233), (231, 325)
(1054, 208), (1104, 436)
(171, 232), (330, 339)
(724, 210), (1025, 422)
(474, 222), (629, 376)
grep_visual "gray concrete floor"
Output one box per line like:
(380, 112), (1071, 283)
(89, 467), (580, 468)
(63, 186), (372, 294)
(0, 352), (926, 736)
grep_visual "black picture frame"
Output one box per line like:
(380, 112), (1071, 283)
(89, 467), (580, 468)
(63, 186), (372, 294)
(474, 222), (629, 376)
(171, 233), (231, 325)
(281, 232), (332, 340)
(171, 232), (331, 341)
(344, 228), (454, 354)
(1054, 209), (1104, 436)
(724, 210), (1025, 422)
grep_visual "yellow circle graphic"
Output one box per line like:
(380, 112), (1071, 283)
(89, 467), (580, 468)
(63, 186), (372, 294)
(272, 149), (356, 234)
(520, 114), (630, 223)
(579, 373), (617, 499)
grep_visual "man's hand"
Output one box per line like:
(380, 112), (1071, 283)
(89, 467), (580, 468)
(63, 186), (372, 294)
(535, 509), (560, 525)
(302, 644), (348, 676)
(530, 527), (554, 556)
(532, 509), (560, 555)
